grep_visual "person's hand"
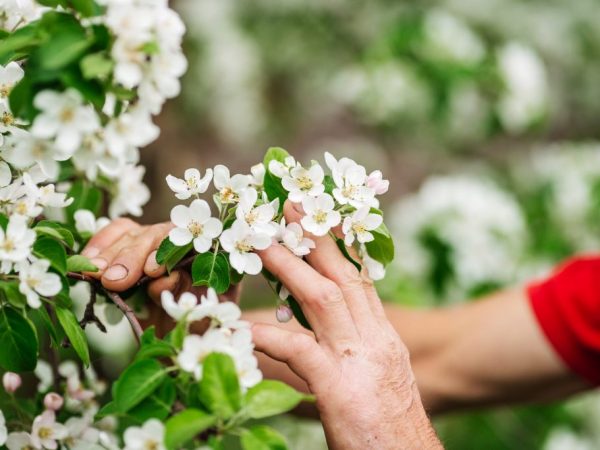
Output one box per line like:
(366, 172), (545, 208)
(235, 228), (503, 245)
(252, 201), (442, 450)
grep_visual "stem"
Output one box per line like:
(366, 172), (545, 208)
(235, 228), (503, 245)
(103, 289), (143, 342)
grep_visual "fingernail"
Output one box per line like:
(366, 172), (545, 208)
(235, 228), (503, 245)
(90, 258), (108, 271)
(82, 246), (100, 258)
(145, 250), (161, 273)
(104, 264), (128, 281)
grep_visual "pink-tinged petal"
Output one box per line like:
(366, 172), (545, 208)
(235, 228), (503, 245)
(169, 228), (193, 246)
(213, 165), (230, 189)
(189, 199), (211, 221)
(193, 236), (212, 253)
(170, 205), (191, 227)
(243, 253), (262, 275)
(229, 251), (246, 274)
(203, 218), (223, 238)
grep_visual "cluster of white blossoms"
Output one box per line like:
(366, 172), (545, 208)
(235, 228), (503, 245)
(1, 362), (119, 450)
(166, 151), (390, 282)
(162, 288), (262, 390)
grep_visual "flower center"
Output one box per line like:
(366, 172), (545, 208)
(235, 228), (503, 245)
(220, 187), (237, 204)
(186, 177), (198, 190)
(38, 427), (52, 439)
(0, 84), (11, 98)
(1, 111), (14, 126)
(245, 210), (257, 225)
(342, 185), (357, 199)
(235, 239), (253, 253)
(144, 440), (159, 450)
(313, 210), (328, 224)
(1, 238), (15, 252)
(297, 175), (313, 191)
(27, 276), (40, 289)
(188, 220), (204, 237)
(60, 107), (75, 123)
(352, 222), (366, 234)
(14, 201), (28, 215)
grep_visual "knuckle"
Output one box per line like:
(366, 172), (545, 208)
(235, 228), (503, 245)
(290, 333), (315, 355)
(336, 262), (362, 287)
(317, 281), (344, 306)
(114, 217), (136, 229)
(149, 222), (171, 237)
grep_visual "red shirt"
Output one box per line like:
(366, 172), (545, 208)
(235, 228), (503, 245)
(528, 255), (600, 385)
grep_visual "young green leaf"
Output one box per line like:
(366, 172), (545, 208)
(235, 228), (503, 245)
(191, 252), (231, 294)
(114, 359), (167, 412)
(128, 377), (176, 422)
(0, 281), (27, 308)
(0, 307), (39, 372)
(66, 180), (104, 220)
(35, 220), (75, 248)
(364, 223), (395, 266)
(66, 255), (98, 273)
(33, 237), (68, 275)
(155, 238), (193, 272)
(263, 147), (290, 209)
(240, 426), (288, 450)
(164, 409), (217, 450)
(244, 380), (312, 419)
(80, 52), (114, 79)
(199, 353), (242, 419)
(287, 295), (311, 331)
(55, 306), (90, 367)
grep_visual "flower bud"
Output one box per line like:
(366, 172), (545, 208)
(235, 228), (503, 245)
(276, 304), (294, 323)
(3, 372), (22, 393)
(43, 392), (64, 411)
(366, 170), (389, 195)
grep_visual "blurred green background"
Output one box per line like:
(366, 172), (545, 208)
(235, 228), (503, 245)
(135, 0), (600, 448)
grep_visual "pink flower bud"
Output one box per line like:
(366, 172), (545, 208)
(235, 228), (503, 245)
(43, 392), (64, 411)
(366, 170), (389, 195)
(276, 304), (294, 323)
(3, 372), (22, 393)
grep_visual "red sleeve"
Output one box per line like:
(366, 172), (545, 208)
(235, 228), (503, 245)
(527, 255), (600, 385)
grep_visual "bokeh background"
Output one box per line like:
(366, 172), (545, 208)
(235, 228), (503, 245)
(134, 0), (600, 448)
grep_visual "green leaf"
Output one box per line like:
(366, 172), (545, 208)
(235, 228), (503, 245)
(335, 238), (362, 272)
(96, 401), (117, 419)
(166, 320), (186, 350)
(60, 68), (105, 109)
(55, 306), (90, 366)
(199, 353), (241, 419)
(134, 341), (175, 362)
(66, 181), (103, 220)
(35, 221), (75, 249)
(244, 380), (310, 419)
(34, 22), (92, 70)
(80, 52), (114, 79)
(33, 237), (68, 275)
(70, 0), (98, 17)
(165, 409), (217, 450)
(241, 426), (287, 450)
(0, 307), (39, 372)
(32, 306), (61, 349)
(66, 255), (98, 273)
(0, 281), (27, 308)
(192, 252), (230, 294)
(364, 223), (395, 266)
(0, 23), (41, 65)
(263, 147), (290, 208)
(128, 377), (176, 422)
(287, 295), (311, 331)
(9, 75), (35, 122)
(155, 238), (192, 272)
(114, 359), (166, 412)
(323, 174), (335, 195)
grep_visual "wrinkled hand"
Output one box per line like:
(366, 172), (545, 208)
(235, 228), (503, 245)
(80, 218), (238, 335)
(253, 202), (441, 450)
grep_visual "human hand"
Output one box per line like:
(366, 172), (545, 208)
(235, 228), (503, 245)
(253, 201), (442, 450)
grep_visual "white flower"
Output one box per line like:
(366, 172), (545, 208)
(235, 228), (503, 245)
(22, 175), (73, 209)
(169, 199), (222, 252)
(213, 165), (250, 204)
(64, 416), (101, 450)
(0, 161), (11, 187)
(229, 328), (262, 389)
(104, 108), (159, 157)
(235, 188), (278, 236)
(300, 194), (341, 237)
(123, 419), (165, 450)
(275, 218), (315, 256)
(166, 167), (213, 200)
(188, 288), (246, 329)
(359, 245), (386, 281)
(0, 410), (6, 446)
(108, 165), (150, 218)
(74, 210), (110, 235)
(31, 89), (99, 154)
(281, 162), (325, 202)
(366, 170), (389, 195)
(0, 62), (24, 100)
(35, 360), (54, 393)
(219, 219), (271, 275)
(0, 215), (35, 262)
(160, 291), (199, 321)
(31, 410), (69, 450)
(324, 152), (377, 208)
(342, 207), (383, 246)
(249, 163), (265, 186)
(6, 432), (34, 450)
(0, 102), (23, 135)
(18, 258), (62, 308)
(177, 329), (231, 380)
(43, 393), (64, 411)
(268, 156), (296, 178)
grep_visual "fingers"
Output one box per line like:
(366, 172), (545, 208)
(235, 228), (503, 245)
(259, 243), (359, 350)
(251, 323), (328, 385)
(147, 270), (189, 305)
(82, 218), (139, 260)
(284, 201), (377, 331)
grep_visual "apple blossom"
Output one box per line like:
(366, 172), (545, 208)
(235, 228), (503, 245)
(324, 152), (378, 208)
(0, 102), (23, 135)
(43, 393), (64, 411)
(187, 288), (247, 329)
(64, 416), (102, 450)
(108, 165), (151, 218)
(235, 188), (278, 236)
(169, 199), (223, 252)
(30, 410), (68, 450)
(177, 329), (232, 380)
(0, 62), (24, 100)
(6, 432), (34, 450)
(123, 419), (165, 450)
(160, 290), (200, 321)
(166, 167), (213, 200)
(300, 193), (341, 236)
(35, 361), (54, 393)
(0, 215), (35, 263)
(0, 161), (11, 187)
(359, 244), (386, 281)
(342, 206), (383, 245)
(31, 89), (99, 154)
(250, 162), (265, 186)
(74, 210), (110, 235)
(268, 155), (296, 178)
(281, 162), (325, 202)
(275, 217), (315, 257)
(0, 410), (6, 446)
(3, 372), (21, 393)
(366, 169), (390, 195)
(219, 219), (271, 275)
(276, 303), (294, 323)
(17, 258), (62, 309)
(213, 164), (250, 204)
(104, 108), (159, 157)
